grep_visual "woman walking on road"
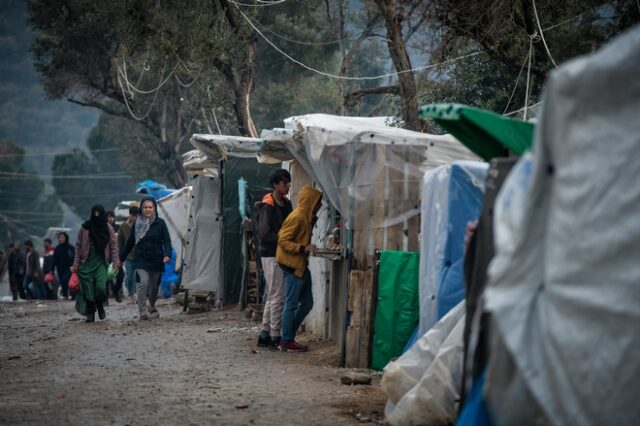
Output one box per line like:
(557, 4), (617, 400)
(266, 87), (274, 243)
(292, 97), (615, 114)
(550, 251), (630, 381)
(72, 205), (119, 322)
(120, 197), (171, 320)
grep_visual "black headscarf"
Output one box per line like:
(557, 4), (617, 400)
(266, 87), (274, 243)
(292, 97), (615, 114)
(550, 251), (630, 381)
(82, 204), (110, 261)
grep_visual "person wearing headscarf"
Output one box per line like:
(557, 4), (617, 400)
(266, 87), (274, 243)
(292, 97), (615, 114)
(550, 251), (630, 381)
(72, 205), (119, 322)
(120, 197), (172, 320)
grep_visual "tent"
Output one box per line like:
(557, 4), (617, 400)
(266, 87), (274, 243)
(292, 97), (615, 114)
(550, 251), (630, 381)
(188, 135), (279, 304)
(262, 114), (480, 368)
(484, 26), (640, 425)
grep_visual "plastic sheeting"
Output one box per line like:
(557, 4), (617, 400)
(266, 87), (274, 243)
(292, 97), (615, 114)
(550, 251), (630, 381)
(371, 250), (420, 371)
(418, 161), (487, 337)
(136, 179), (176, 200)
(485, 27), (640, 426)
(157, 186), (191, 263)
(382, 301), (466, 426)
(275, 114), (479, 230)
(182, 175), (222, 293)
(436, 162), (488, 319)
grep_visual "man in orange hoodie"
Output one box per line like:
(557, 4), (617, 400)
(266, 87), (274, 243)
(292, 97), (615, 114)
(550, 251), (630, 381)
(276, 185), (323, 352)
(256, 169), (293, 349)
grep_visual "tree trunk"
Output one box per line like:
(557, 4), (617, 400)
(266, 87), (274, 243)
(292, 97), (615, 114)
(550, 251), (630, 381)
(374, 0), (422, 131)
(234, 38), (258, 138)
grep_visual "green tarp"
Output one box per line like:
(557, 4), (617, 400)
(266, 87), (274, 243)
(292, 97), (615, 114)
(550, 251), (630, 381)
(371, 250), (420, 371)
(419, 103), (534, 160)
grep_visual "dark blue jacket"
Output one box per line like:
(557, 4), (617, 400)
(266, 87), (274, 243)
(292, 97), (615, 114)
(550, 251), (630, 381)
(120, 200), (172, 272)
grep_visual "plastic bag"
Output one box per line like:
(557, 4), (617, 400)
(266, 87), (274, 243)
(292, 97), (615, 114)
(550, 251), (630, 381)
(69, 272), (80, 292)
(44, 272), (55, 284)
(106, 263), (116, 282)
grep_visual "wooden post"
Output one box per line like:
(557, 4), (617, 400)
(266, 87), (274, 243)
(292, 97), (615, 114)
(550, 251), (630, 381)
(345, 269), (375, 368)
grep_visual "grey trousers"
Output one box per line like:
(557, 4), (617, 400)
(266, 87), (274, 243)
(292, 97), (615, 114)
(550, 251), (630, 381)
(135, 269), (161, 315)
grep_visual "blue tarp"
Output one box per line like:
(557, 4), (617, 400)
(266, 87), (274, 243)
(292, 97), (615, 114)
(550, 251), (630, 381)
(436, 162), (487, 320)
(136, 179), (176, 200)
(160, 249), (180, 298)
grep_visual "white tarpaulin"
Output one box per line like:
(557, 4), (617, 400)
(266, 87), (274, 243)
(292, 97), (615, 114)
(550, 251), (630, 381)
(268, 114), (479, 230)
(157, 187), (191, 266)
(485, 26), (640, 426)
(382, 301), (465, 426)
(181, 175), (222, 293)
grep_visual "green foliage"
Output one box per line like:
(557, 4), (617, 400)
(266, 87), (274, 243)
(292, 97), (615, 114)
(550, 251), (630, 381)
(0, 139), (63, 247)
(0, 1), (98, 176)
(419, 0), (640, 117)
(51, 115), (139, 218)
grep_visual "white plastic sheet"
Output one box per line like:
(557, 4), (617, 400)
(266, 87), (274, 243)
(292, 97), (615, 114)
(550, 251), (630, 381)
(157, 186), (191, 266)
(485, 26), (640, 426)
(418, 165), (451, 336)
(181, 175), (222, 293)
(382, 301), (466, 426)
(418, 161), (487, 336)
(272, 114), (479, 230)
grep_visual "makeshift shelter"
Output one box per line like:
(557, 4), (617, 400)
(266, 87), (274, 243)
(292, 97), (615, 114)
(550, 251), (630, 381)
(188, 135), (280, 304)
(418, 161), (488, 337)
(262, 114), (479, 367)
(482, 27), (640, 425)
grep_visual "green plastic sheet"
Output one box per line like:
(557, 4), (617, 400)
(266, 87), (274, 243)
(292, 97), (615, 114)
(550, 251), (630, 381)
(419, 103), (534, 160)
(371, 250), (420, 371)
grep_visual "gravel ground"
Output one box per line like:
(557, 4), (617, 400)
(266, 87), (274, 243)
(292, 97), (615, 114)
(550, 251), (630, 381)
(0, 298), (385, 426)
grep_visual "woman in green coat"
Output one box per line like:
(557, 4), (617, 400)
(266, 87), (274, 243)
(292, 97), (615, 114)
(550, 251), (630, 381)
(72, 205), (120, 322)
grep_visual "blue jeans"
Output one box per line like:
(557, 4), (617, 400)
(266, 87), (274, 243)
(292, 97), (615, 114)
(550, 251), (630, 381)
(125, 260), (136, 296)
(280, 267), (313, 342)
(24, 275), (45, 299)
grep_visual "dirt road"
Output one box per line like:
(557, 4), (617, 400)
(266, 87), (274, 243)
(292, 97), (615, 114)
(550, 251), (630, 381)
(0, 299), (385, 425)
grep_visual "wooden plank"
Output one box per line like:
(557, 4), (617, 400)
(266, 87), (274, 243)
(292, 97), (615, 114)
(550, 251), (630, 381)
(358, 270), (374, 368)
(407, 154), (421, 251)
(345, 270), (364, 368)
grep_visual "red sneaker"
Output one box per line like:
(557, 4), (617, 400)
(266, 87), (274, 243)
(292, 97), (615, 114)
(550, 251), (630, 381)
(279, 340), (308, 352)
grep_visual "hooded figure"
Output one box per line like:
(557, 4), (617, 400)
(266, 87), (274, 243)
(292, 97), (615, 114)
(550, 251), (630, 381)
(73, 204), (119, 322)
(53, 232), (75, 300)
(120, 196), (172, 320)
(276, 186), (323, 352)
(83, 205), (110, 262)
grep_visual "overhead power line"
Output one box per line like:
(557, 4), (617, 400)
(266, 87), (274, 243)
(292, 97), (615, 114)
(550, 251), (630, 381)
(235, 5), (482, 81)
(0, 171), (131, 180)
(0, 148), (119, 158)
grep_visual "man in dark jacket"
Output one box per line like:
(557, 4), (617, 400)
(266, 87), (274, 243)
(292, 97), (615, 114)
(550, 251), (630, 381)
(53, 232), (75, 300)
(255, 169), (293, 348)
(8, 242), (26, 300)
(23, 240), (44, 299)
